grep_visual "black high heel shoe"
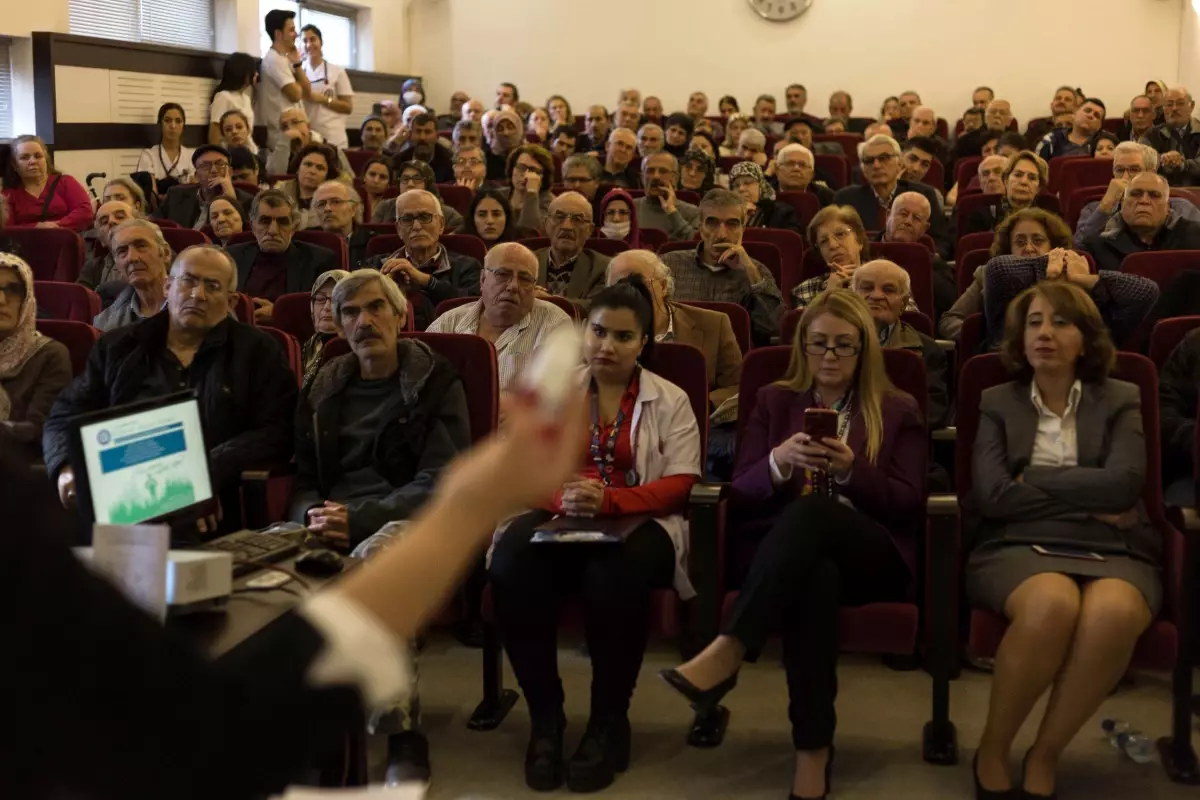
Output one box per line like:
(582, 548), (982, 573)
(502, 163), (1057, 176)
(658, 667), (738, 712)
(788, 744), (835, 800)
(974, 752), (1014, 800)
(1019, 750), (1057, 800)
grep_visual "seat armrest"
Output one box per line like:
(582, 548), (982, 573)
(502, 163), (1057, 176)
(241, 462), (297, 481)
(689, 482), (728, 506)
(931, 427), (957, 442)
(926, 493), (959, 515)
(936, 339), (956, 353)
(686, 481), (729, 656)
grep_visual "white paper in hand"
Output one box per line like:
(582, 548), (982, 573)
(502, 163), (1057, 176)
(515, 324), (583, 415)
(91, 524), (170, 622)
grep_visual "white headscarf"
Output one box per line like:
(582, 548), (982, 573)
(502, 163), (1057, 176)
(0, 253), (51, 421)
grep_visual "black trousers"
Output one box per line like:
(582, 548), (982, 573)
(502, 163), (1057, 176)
(723, 495), (910, 750)
(490, 510), (676, 719)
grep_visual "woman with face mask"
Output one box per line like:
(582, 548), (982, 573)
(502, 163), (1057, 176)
(400, 78), (427, 112)
(598, 188), (642, 249)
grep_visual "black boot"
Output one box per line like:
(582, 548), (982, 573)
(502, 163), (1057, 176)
(524, 710), (566, 792)
(566, 713), (631, 793)
(384, 730), (431, 786)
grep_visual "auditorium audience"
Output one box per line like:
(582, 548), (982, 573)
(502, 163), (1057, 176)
(1025, 85), (1080, 144)
(229, 145), (265, 186)
(526, 107), (551, 144)
(429, 243), (571, 389)
(1037, 97), (1105, 161)
(681, 147), (719, 196)
(965, 150), (1049, 234)
(313, 181), (375, 269)
(365, 189), (482, 330)
(93, 220), (171, 332)
(279, 142), (344, 229)
(359, 116), (389, 152)
(546, 94), (572, 129)
(452, 143), (488, 194)
(137, 103), (195, 193)
(1160, 328), (1200, 504)
(155, 145), (257, 229)
(0, 253), (71, 466)
(636, 153), (700, 241)
(689, 132), (720, 165)
(834, 135), (945, 245)
(900, 137), (942, 195)
(378, 160), (465, 234)
(391, 113), (454, 183)
(205, 195), (247, 247)
(969, 280), (1160, 800)
(719, 114), (750, 158)
(643, 96), (664, 127)
(1140, 86), (1200, 186)
(662, 289), (925, 800)
(601, 128), (640, 188)
(496, 144), (554, 232)
(217, 110), (254, 151)
(491, 276), (700, 794)
(794, 205), (871, 309)
(485, 110), (527, 180)
(1147, 80), (1168, 117)
(560, 154), (602, 207)
(267, 107), (353, 176)
(637, 124), (664, 158)
(79, 200), (136, 292)
(875, 192), (956, 317)
(599, 188), (641, 248)
(299, 269), (349, 387)
(659, 188), (783, 345)
(1079, 172), (1200, 270)
(1091, 131), (1119, 158)
(453, 120), (483, 151)
(43, 244), (297, 538)
(664, 113), (696, 159)
(730, 161), (802, 233)
(290, 267), (469, 784)
(532, 191), (609, 305)
(1119, 95), (1157, 144)
(851, 259), (949, 428)
(101, 176), (149, 215)
(2, 135), (92, 232)
(464, 187), (517, 248)
(906, 106), (938, 140)
(1073, 143), (1200, 247)
(361, 156), (395, 215)
(207, 52), (257, 145)
(227, 190), (339, 323)
(773, 144), (835, 207)
(460, 98), (484, 125)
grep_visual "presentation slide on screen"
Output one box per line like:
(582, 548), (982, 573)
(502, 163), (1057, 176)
(79, 400), (213, 525)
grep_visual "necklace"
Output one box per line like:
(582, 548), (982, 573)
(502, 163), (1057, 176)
(588, 369), (640, 487)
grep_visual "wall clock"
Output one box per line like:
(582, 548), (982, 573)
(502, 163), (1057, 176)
(748, 0), (812, 22)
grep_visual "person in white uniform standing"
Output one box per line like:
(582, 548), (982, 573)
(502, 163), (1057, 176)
(260, 9), (311, 152)
(301, 24), (354, 150)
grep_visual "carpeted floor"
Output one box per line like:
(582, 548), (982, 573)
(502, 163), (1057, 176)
(367, 636), (1200, 799)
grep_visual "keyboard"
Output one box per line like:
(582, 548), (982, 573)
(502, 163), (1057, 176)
(201, 530), (303, 577)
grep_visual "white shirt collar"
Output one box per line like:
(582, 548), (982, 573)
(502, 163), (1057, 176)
(1030, 378), (1083, 419)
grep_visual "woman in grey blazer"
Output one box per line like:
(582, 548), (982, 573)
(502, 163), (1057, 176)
(969, 280), (1161, 800)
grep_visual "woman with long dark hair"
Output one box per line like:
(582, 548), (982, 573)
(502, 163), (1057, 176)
(136, 103), (195, 193)
(463, 187), (517, 248)
(208, 52), (258, 145)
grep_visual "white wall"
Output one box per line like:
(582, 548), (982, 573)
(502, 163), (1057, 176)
(1180, 0), (1200, 94)
(411, 0), (1183, 126)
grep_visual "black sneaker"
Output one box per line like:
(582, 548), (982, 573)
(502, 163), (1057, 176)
(384, 730), (431, 786)
(525, 711), (566, 792)
(566, 713), (630, 793)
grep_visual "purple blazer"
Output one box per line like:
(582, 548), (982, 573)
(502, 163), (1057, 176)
(731, 383), (927, 578)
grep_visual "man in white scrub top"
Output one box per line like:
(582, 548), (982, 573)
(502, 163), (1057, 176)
(260, 9), (311, 151)
(301, 24), (355, 150)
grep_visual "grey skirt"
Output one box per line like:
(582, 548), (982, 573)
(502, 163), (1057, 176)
(966, 541), (1162, 617)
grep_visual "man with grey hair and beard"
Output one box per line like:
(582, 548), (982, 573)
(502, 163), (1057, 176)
(289, 266), (470, 786)
(635, 152), (701, 240)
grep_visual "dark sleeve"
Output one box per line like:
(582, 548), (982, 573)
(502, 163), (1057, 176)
(744, 264), (784, 347)
(841, 398), (926, 522)
(7, 344), (73, 444)
(314, 244), (339, 275)
(41, 337), (115, 478)
(1160, 334), (1200, 480)
(208, 332), (298, 491)
(1091, 272), (1159, 349)
(78, 255), (103, 290)
(0, 459), (362, 800)
(965, 207), (992, 235)
(425, 256), (482, 304)
(288, 384), (321, 521)
(730, 388), (786, 503)
(767, 201), (803, 234)
(922, 337), (951, 429)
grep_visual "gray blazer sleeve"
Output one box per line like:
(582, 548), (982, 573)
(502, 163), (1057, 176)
(665, 203), (700, 240)
(938, 266), (983, 340)
(1022, 382), (1146, 512)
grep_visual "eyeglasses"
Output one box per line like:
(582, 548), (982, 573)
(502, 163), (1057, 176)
(196, 160), (230, 173)
(803, 340), (861, 358)
(1113, 165), (1145, 178)
(778, 159), (811, 170)
(550, 211), (590, 225)
(397, 212), (439, 227)
(311, 293), (332, 306)
(817, 228), (855, 249)
(1164, 100), (1192, 109)
(313, 197), (353, 211)
(515, 163), (545, 176)
(484, 266), (537, 287)
(861, 152), (896, 166)
(564, 175), (596, 185)
(255, 214), (294, 229)
(455, 157), (484, 168)
(174, 273), (225, 294)
(399, 175), (425, 185)
(1012, 234), (1049, 249)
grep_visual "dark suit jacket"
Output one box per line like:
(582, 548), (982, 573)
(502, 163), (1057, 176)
(347, 226), (377, 270)
(833, 180), (948, 255)
(534, 247), (611, 307)
(670, 302), (742, 408)
(155, 186), (258, 229)
(393, 144), (455, 184)
(731, 384), (926, 578)
(227, 240), (339, 300)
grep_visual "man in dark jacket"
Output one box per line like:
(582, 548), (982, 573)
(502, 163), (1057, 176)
(288, 267), (469, 785)
(1139, 86), (1200, 187)
(834, 134), (948, 256)
(363, 189), (482, 330)
(388, 113), (454, 183)
(154, 144), (257, 229)
(1159, 327), (1200, 505)
(312, 180), (375, 269)
(42, 245), (297, 538)
(226, 189), (340, 324)
(1080, 172), (1200, 270)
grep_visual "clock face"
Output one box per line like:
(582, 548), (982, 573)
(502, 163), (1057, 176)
(748, 0), (812, 22)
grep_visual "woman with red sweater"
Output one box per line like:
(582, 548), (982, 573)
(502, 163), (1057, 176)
(489, 275), (701, 794)
(2, 136), (93, 232)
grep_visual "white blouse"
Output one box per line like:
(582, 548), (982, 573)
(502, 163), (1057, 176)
(1029, 379), (1082, 467)
(135, 145), (196, 180)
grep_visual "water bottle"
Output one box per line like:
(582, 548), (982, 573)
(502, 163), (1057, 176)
(1101, 718), (1156, 764)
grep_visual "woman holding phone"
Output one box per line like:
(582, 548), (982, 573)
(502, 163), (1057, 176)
(968, 281), (1159, 800)
(660, 289), (925, 800)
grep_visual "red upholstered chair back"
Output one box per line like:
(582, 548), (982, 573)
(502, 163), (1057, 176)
(154, 218), (180, 229)
(227, 231), (256, 247)
(1064, 186), (1108, 232)
(812, 133), (863, 165)
(920, 159), (945, 193)
(742, 241), (783, 290)
(814, 154), (849, 188)
(161, 227), (210, 254)
(776, 191), (821, 231)
(637, 227), (669, 251)
(641, 341), (709, 454)
(35, 319), (100, 376)
(680, 300), (751, 356)
(34, 281), (100, 323)
(1057, 157), (1116, 201)
(271, 292), (315, 342)
(5, 228), (85, 282)
(869, 240), (935, 316)
(742, 227), (804, 277)
(718, 155), (746, 173)
(1149, 316), (1200, 371)
(957, 313), (984, 376)
(954, 193), (1003, 243)
(1120, 250), (1200, 291)
(258, 326), (303, 386)
(677, 190), (701, 206)
(955, 231), (996, 265)
(435, 184), (474, 217)
(902, 311), (934, 337)
(362, 222), (395, 234)
(517, 237), (629, 259)
(230, 292), (255, 324)
(935, 118), (950, 141)
(365, 233), (488, 264)
(954, 156), (983, 195)
(293, 230), (348, 271)
(343, 148), (376, 177)
(958, 248), (991, 295)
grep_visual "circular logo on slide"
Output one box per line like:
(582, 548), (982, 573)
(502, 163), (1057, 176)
(97, 429), (111, 445)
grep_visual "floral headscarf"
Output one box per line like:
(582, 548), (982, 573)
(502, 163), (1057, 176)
(729, 160), (776, 202)
(0, 253), (50, 421)
(679, 148), (717, 196)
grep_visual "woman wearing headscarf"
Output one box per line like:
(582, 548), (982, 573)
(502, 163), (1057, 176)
(598, 188), (642, 249)
(679, 148), (718, 196)
(0, 253), (72, 466)
(374, 159), (465, 233)
(729, 161), (802, 234)
(301, 269), (351, 388)
(1145, 79), (1168, 123)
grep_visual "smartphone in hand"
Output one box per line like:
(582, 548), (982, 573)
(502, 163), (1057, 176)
(804, 407), (839, 442)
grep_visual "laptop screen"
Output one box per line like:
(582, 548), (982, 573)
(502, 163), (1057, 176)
(76, 395), (214, 525)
